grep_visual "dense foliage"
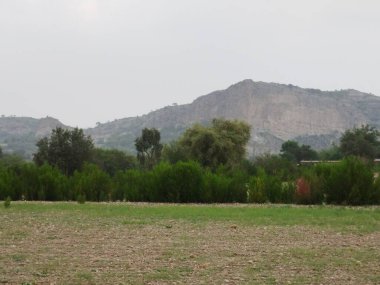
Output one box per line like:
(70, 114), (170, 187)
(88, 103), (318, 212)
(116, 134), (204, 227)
(33, 127), (94, 175)
(177, 119), (250, 169)
(339, 125), (380, 160)
(0, 156), (379, 205)
(0, 123), (379, 205)
(135, 128), (163, 169)
(281, 140), (318, 162)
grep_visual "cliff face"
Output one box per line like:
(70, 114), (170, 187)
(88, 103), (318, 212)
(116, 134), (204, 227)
(87, 80), (380, 155)
(1, 80), (380, 158)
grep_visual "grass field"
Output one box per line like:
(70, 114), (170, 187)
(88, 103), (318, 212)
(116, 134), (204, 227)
(1, 202), (380, 284)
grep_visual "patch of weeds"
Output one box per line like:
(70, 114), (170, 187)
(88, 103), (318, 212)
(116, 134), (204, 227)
(289, 248), (328, 272)
(33, 270), (49, 278)
(11, 254), (27, 262)
(77, 194), (86, 204)
(8, 230), (28, 240)
(145, 266), (192, 282)
(75, 271), (95, 284)
(3, 196), (11, 208)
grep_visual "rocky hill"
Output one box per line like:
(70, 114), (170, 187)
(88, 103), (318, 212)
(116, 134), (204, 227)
(0, 116), (68, 158)
(1, 80), (380, 158)
(86, 80), (380, 156)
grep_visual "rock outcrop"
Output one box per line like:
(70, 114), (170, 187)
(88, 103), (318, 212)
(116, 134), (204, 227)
(87, 80), (380, 155)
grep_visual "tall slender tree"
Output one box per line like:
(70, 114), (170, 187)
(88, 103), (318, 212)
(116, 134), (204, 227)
(135, 128), (163, 169)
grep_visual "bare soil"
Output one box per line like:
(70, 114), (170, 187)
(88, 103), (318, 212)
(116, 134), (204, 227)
(0, 204), (379, 284)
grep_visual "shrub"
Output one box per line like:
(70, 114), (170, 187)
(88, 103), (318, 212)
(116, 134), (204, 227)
(280, 182), (296, 204)
(203, 171), (232, 203)
(228, 169), (249, 203)
(77, 194), (86, 204)
(37, 164), (68, 201)
(247, 175), (267, 203)
(254, 154), (297, 180)
(0, 167), (14, 200)
(152, 161), (204, 203)
(172, 161), (204, 203)
(152, 162), (178, 202)
(247, 169), (282, 203)
(72, 164), (112, 202)
(373, 175), (380, 204)
(4, 196), (11, 208)
(325, 156), (374, 205)
(297, 168), (325, 204)
(112, 170), (146, 201)
(295, 178), (311, 204)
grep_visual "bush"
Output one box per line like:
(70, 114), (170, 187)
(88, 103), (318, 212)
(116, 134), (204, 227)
(112, 170), (146, 201)
(152, 161), (204, 203)
(72, 164), (112, 202)
(172, 161), (204, 203)
(247, 175), (267, 203)
(373, 175), (380, 204)
(325, 157), (374, 205)
(295, 178), (311, 204)
(227, 169), (249, 203)
(4, 196), (11, 208)
(296, 168), (325, 204)
(37, 164), (68, 201)
(254, 154), (297, 180)
(0, 167), (15, 200)
(77, 193), (86, 204)
(203, 171), (231, 203)
(247, 169), (282, 203)
(152, 162), (178, 202)
(280, 182), (296, 204)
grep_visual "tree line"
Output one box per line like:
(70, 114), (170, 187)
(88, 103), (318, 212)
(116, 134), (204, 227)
(0, 120), (379, 205)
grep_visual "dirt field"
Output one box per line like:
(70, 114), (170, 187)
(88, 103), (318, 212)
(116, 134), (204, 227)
(0, 203), (379, 284)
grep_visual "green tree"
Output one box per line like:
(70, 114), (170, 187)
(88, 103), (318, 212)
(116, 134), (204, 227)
(90, 148), (136, 176)
(161, 141), (189, 164)
(325, 156), (374, 205)
(135, 128), (163, 169)
(178, 119), (250, 169)
(281, 140), (318, 163)
(318, 144), (343, 160)
(33, 127), (94, 175)
(254, 153), (297, 180)
(339, 125), (380, 160)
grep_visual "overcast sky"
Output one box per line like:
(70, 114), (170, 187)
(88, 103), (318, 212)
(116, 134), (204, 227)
(1, 0), (379, 128)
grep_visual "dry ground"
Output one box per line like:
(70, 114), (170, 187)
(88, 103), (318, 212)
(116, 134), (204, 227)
(0, 203), (379, 284)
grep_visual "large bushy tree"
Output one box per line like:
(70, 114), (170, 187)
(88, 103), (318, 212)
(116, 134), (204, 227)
(178, 119), (250, 168)
(280, 140), (318, 163)
(33, 127), (94, 175)
(135, 128), (163, 169)
(339, 125), (380, 160)
(90, 148), (136, 176)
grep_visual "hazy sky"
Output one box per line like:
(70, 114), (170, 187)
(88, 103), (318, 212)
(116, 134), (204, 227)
(1, 0), (379, 128)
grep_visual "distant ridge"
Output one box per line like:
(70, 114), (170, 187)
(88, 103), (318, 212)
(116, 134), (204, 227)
(1, 80), (380, 158)
(86, 79), (380, 156)
(0, 116), (68, 158)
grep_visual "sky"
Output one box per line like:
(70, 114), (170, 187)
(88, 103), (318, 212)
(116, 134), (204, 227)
(1, 0), (379, 128)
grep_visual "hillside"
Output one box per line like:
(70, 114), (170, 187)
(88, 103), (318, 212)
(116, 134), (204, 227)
(0, 116), (68, 158)
(1, 80), (380, 158)
(86, 80), (380, 155)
